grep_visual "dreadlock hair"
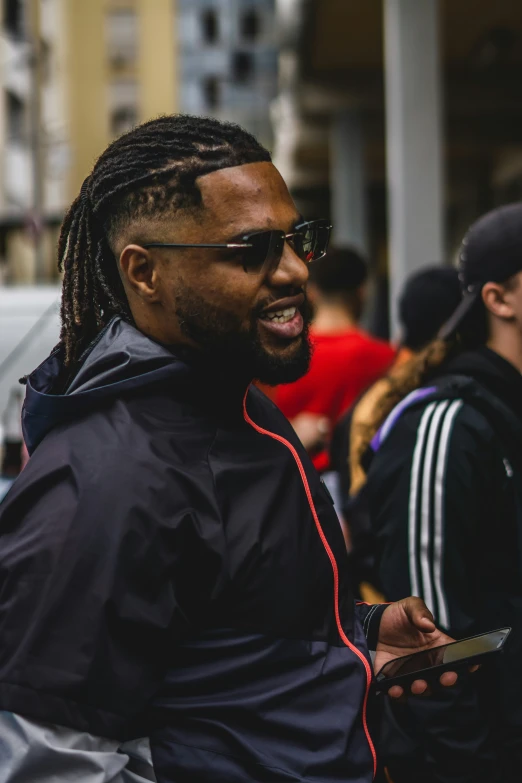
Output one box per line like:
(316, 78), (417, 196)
(58, 114), (272, 368)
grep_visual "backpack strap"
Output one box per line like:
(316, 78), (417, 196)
(370, 386), (438, 453)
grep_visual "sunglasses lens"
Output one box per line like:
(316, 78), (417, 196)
(243, 231), (285, 274)
(299, 220), (331, 262)
(241, 223), (331, 273)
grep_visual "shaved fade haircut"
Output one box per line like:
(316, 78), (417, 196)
(58, 114), (271, 367)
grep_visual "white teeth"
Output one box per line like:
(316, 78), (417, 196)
(263, 307), (297, 324)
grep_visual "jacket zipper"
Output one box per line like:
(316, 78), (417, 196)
(243, 391), (377, 779)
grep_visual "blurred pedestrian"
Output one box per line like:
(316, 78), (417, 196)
(275, 247), (395, 470)
(0, 115), (461, 783)
(366, 204), (522, 781)
(330, 266), (461, 594)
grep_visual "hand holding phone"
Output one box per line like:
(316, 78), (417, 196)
(373, 597), (508, 699)
(375, 627), (510, 694)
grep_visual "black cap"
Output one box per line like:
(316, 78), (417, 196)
(439, 203), (522, 339)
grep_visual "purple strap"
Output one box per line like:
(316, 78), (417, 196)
(370, 386), (437, 452)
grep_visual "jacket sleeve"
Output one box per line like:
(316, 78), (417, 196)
(367, 398), (501, 635)
(0, 712), (155, 782)
(0, 424), (223, 742)
(353, 602), (388, 651)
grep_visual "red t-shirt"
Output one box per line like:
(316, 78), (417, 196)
(275, 328), (395, 470)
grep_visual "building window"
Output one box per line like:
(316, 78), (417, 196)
(6, 91), (25, 141)
(203, 76), (220, 109)
(3, 0), (24, 39)
(241, 9), (261, 41)
(111, 107), (138, 137)
(201, 9), (218, 44)
(106, 9), (138, 68)
(232, 51), (254, 83)
(109, 79), (138, 136)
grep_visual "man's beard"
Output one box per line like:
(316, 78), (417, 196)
(174, 288), (312, 385)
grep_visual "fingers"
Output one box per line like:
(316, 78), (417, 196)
(439, 670), (458, 687)
(386, 682), (427, 699)
(386, 671), (459, 699)
(402, 597), (436, 633)
(469, 664), (480, 673)
(410, 679), (428, 695)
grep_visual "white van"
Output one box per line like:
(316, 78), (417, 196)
(0, 286), (61, 487)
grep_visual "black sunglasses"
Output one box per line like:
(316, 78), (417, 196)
(143, 219), (332, 274)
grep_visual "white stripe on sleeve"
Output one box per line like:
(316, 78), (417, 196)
(433, 399), (463, 629)
(419, 401), (450, 614)
(408, 402), (437, 598)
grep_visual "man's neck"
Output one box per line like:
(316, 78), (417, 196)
(312, 305), (358, 335)
(486, 332), (522, 374)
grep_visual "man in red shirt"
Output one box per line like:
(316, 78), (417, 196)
(275, 248), (395, 470)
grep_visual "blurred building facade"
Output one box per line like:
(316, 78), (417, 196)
(178, 0), (277, 147)
(0, 0), (68, 285)
(0, 0), (178, 286)
(0, 0), (280, 288)
(275, 0), (522, 335)
(67, 0), (177, 197)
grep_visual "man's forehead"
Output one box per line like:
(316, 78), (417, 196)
(196, 161), (298, 230)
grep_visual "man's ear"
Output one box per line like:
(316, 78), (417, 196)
(119, 244), (161, 302)
(482, 281), (515, 321)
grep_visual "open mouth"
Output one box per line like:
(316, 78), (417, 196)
(258, 306), (304, 339)
(263, 306), (298, 324)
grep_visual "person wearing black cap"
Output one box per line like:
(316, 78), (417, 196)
(364, 203), (522, 781)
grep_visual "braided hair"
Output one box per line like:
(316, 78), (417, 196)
(58, 114), (271, 367)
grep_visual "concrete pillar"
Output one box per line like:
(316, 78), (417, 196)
(330, 109), (367, 254)
(384, 0), (444, 336)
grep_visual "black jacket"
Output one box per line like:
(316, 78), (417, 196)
(0, 318), (386, 783)
(366, 346), (522, 782)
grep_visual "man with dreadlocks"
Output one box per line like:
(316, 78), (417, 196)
(0, 115), (457, 783)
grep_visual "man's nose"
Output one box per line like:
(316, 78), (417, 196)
(269, 242), (309, 289)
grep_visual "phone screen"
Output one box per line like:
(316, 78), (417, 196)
(376, 628), (510, 681)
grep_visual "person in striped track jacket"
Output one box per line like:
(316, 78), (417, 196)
(366, 204), (522, 782)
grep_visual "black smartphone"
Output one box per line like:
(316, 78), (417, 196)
(375, 627), (511, 692)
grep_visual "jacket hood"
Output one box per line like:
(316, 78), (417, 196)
(22, 317), (192, 454)
(441, 345), (522, 423)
